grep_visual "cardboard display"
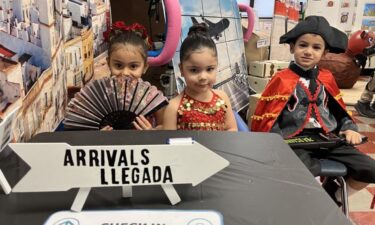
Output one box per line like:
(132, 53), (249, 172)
(248, 60), (289, 78)
(247, 76), (271, 94)
(0, 0), (111, 142)
(173, 0), (252, 111)
(246, 93), (261, 123)
(243, 31), (270, 65)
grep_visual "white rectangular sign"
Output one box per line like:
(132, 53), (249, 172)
(44, 210), (224, 225)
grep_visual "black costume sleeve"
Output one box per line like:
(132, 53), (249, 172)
(339, 117), (359, 132)
(270, 117), (284, 137)
(327, 95), (358, 132)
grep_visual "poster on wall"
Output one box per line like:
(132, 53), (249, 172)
(362, 3), (375, 31)
(352, 1), (375, 32)
(0, 0), (111, 142)
(172, 0), (250, 111)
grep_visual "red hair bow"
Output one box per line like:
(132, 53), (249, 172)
(103, 21), (152, 47)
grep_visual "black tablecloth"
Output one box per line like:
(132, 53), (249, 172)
(0, 130), (352, 225)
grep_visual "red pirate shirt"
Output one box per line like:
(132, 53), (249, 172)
(251, 68), (351, 136)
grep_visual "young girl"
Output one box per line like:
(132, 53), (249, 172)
(102, 21), (164, 130)
(163, 23), (237, 131)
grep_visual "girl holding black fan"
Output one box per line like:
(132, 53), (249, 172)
(64, 22), (167, 131)
(162, 23), (237, 131)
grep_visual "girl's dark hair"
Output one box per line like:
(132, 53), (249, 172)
(180, 23), (217, 62)
(108, 31), (149, 63)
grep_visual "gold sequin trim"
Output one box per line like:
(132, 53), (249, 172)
(260, 94), (289, 101)
(334, 92), (343, 100)
(251, 113), (279, 120)
(179, 98), (227, 115)
(177, 122), (224, 130)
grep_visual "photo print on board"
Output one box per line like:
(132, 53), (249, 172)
(173, 0), (250, 111)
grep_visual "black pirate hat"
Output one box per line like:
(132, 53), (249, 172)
(280, 16), (347, 53)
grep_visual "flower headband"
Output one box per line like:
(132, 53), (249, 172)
(103, 21), (152, 48)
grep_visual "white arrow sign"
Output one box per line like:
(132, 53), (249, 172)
(9, 140), (229, 210)
(10, 141), (229, 192)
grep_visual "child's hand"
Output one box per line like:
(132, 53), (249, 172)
(133, 115), (153, 130)
(101, 125), (113, 131)
(339, 130), (362, 145)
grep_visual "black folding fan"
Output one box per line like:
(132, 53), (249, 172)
(64, 75), (168, 130)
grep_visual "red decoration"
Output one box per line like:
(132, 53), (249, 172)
(177, 92), (227, 131)
(103, 21), (152, 48)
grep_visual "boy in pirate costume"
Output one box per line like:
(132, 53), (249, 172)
(250, 16), (375, 205)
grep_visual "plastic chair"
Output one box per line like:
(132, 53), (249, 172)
(287, 133), (370, 216)
(319, 159), (349, 217)
(233, 110), (249, 132)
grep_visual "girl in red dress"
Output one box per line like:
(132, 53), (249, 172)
(163, 23), (237, 131)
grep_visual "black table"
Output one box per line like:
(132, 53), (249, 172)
(0, 130), (352, 225)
